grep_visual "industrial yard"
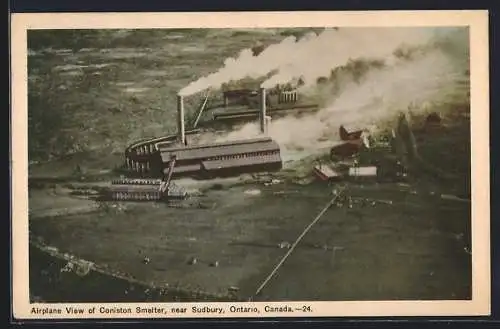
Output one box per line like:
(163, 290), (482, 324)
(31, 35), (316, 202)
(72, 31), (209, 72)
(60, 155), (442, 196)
(27, 28), (472, 302)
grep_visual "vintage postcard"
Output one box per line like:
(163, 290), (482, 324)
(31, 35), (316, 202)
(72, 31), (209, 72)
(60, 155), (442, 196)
(11, 10), (490, 319)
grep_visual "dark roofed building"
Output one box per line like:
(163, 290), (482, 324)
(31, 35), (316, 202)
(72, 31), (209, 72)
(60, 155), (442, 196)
(223, 89), (258, 98)
(158, 137), (282, 178)
(222, 89), (259, 107)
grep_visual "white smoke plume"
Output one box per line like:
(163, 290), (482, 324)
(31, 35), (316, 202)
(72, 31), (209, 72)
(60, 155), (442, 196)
(179, 27), (443, 96)
(209, 27), (469, 161)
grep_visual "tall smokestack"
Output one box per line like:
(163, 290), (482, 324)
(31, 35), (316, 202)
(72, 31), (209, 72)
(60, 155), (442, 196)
(259, 87), (267, 134)
(264, 115), (271, 135)
(176, 94), (186, 145)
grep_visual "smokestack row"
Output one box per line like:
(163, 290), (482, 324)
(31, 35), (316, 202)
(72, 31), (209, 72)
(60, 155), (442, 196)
(177, 94), (186, 145)
(278, 91), (298, 104)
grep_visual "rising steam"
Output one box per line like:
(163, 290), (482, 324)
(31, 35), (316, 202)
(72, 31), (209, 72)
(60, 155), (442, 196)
(179, 27), (448, 96)
(201, 27), (469, 161)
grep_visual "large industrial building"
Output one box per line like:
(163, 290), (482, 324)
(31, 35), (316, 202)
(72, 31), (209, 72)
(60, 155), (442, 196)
(123, 88), (283, 179)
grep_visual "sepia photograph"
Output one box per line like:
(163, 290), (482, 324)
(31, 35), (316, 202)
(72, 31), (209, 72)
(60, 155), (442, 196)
(11, 11), (490, 319)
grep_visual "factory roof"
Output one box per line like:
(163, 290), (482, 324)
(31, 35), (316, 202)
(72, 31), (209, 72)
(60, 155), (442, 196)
(159, 137), (274, 152)
(161, 143), (279, 162)
(159, 138), (280, 162)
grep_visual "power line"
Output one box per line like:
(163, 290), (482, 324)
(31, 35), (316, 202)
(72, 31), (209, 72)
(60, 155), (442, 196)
(250, 185), (347, 300)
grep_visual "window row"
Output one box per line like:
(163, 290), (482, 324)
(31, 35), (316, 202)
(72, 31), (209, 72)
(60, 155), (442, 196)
(206, 150), (279, 162)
